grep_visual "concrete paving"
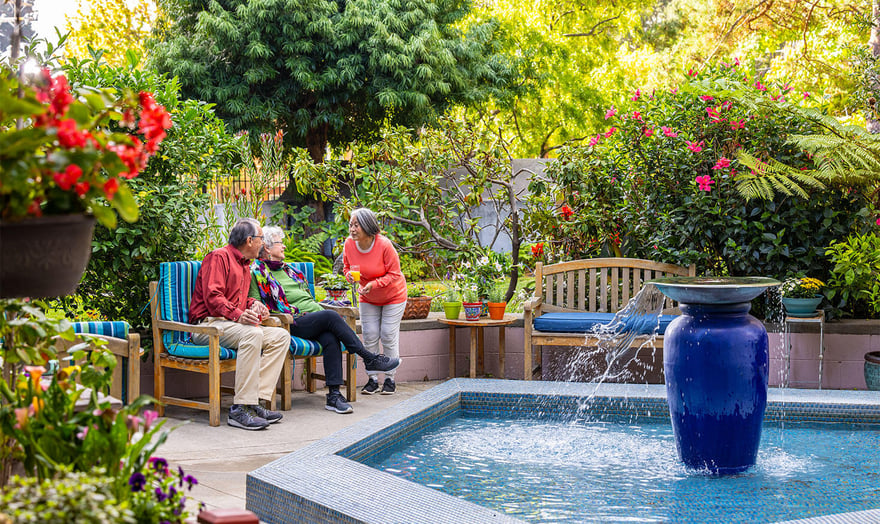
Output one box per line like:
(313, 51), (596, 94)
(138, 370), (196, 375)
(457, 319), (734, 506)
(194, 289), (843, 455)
(158, 380), (442, 513)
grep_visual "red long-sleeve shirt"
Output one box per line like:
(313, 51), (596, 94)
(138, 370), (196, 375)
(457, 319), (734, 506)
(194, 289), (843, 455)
(189, 244), (255, 323)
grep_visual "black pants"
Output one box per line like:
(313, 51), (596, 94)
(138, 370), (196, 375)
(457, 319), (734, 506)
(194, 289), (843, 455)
(289, 309), (370, 387)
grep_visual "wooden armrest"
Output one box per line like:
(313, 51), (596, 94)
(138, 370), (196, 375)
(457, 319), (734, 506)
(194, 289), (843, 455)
(261, 316), (281, 327)
(55, 334), (130, 359)
(270, 312), (294, 325)
(321, 303), (359, 319)
(523, 296), (543, 312)
(155, 319), (224, 336)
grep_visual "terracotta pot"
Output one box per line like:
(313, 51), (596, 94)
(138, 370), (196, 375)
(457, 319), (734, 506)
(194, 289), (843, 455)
(0, 214), (95, 298)
(402, 296), (432, 319)
(487, 301), (507, 320)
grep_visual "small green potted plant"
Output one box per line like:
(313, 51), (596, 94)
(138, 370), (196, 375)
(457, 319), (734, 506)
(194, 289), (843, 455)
(486, 281), (508, 320)
(319, 272), (350, 301)
(780, 277), (824, 318)
(441, 285), (462, 320)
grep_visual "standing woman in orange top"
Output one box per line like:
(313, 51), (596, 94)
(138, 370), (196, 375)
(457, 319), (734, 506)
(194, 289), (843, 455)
(343, 208), (408, 395)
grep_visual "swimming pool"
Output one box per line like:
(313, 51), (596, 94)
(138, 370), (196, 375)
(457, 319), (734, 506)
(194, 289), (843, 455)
(247, 379), (880, 524)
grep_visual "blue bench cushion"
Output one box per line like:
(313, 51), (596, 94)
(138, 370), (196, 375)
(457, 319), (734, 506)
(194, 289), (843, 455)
(533, 312), (677, 335)
(72, 321), (130, 339)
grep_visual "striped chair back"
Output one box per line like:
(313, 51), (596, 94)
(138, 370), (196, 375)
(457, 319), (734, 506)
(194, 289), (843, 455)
(72, 321), (129, 339)
(288, 261), (316, 297)
(157, 261), (236, 359)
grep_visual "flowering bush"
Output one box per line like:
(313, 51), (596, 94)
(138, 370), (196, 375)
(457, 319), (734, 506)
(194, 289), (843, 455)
(128, 457), (201, 522)
(780, 277), (824, 299)
(0, 65), (171, 228)
(454, 249), (513, 299)
(524, 60), (868, 282)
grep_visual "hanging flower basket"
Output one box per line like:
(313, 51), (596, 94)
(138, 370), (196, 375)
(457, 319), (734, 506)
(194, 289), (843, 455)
(0, 214), (95, 298)
(402, 296), (432, 320)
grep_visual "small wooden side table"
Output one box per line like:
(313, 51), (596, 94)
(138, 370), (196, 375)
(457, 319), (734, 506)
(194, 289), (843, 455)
(438, 315), (516, 379)
(783, 310), (825, 389)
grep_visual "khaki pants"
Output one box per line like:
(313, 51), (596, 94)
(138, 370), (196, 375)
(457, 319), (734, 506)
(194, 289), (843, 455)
(193, 318), (289, 405)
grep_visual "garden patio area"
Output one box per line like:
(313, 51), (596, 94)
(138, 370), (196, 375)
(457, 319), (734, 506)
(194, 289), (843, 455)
(3, 0), (880, 522)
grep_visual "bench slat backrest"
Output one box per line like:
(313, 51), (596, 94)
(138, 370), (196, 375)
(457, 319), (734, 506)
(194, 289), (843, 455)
(536, 258), (695, 313)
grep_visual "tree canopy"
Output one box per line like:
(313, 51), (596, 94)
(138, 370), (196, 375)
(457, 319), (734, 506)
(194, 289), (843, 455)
(148, 0), (521, 162)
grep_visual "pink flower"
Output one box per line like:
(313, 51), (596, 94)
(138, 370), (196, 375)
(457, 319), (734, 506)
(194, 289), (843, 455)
(706, 106), (724, 123)
(661, 126), (678, 137)
(803, 92), (810, 99)
(754, 80), (767, 92)
(699, 95), (714, 102)
(631, 89), (641, 101)
(687, 68), (698, 77)
(770, 94), (784, 102)
(670, 86), (678, 94)
(782, 83), (792, 93)
(588, 134), (600, 147)
(686, 140), (704, 153)
(695, 175), (715, 191)
(143, 410), (159, 430)
(876, 217), (880, 226)
(632, 111), (642, 122)
(730, 119), (746, 130)
(712, 157), (731, 170)
(604, 127), (617, 138)
(605, 107), (617, 120)
(643, 127), (654, 138)
(733, 57), (741, 66)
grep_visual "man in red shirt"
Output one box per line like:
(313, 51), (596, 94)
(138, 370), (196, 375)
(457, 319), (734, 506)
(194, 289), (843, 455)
(189, 218), (289, 430)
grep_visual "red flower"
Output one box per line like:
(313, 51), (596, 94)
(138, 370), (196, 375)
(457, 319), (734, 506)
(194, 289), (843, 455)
(686, 140), (704, 153)
(643, 127), (654, 138)
(531, 243), (544, 257)
(661, 126), (678, 138)
(52, 164), (83, 191)
(560, 204), (574, 221)
(27, 198), (43, 217)
(604, 127), (617, 138)
(103, 178), (120, 200)
(74, 181), (90, 197)
(57, 118), (89, 149)
(712, 157), (731, 170)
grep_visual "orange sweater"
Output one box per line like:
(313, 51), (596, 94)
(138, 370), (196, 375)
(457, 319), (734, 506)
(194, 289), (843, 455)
(343, 235), (407, 306)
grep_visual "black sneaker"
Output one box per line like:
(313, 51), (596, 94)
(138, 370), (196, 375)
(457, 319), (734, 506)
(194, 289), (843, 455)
(362, 378), (380, 395)
(380, 378), (396, 395)
(227, 404), (269, 430)
(363, 354), (401, 373)
(325, 391), (353, 414)
(253, 403), (283, 424)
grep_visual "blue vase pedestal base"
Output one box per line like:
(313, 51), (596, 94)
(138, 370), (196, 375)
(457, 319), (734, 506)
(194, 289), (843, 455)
(664, 302), (769, 475)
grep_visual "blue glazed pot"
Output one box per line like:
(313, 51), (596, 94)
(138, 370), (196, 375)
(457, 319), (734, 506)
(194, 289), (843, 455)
(781, 296), (822, 318)
(664, 302), (769, 475)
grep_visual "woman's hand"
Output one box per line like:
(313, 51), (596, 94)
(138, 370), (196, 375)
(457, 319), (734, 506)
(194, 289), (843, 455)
(359, 281), (374, 295)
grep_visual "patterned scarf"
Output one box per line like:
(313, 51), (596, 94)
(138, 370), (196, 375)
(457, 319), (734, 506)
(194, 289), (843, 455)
(251, 259), (306, 317)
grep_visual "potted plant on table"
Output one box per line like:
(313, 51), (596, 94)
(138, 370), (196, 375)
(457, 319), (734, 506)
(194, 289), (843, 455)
(319, 272), (350, 301)
(461, 283), (482, 321)
(441, 285), (462, 320)
(486, 281), (508, 320)
(780, 277), (824, 318)
(0, 65), (171, 298)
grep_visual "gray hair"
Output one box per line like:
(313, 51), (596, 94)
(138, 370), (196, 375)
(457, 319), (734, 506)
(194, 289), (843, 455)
(258, 225), (285, 258)
(351, 207), (380, 237)
(228, 218), (261, 247)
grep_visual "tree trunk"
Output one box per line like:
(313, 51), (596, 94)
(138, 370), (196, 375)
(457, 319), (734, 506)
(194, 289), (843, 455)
(868, 0), (880, 133)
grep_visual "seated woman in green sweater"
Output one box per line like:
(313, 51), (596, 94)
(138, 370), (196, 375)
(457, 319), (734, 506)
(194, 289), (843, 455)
(248, 226), (399, 414)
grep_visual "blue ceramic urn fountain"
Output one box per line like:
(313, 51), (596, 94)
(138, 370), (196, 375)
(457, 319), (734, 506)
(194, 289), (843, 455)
(650, 276), (779, 475)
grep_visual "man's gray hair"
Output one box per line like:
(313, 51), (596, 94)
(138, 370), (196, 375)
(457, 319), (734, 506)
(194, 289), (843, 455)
(351, 207), (380, 237)
(228, 218), (261, 247)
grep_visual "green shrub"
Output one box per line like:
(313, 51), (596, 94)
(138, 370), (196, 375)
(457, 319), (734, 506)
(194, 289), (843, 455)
(0, 469), (135, 523)
(825, 232), (880, 318)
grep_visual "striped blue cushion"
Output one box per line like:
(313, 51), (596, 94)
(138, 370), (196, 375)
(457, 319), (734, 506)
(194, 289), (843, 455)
(72, 321), (129, 339)
(290, 336), (322, 357)
(158, 261), (236, 360)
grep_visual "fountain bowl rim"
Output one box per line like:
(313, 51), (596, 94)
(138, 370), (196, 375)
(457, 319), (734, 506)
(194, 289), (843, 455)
(649, 276), (780, 304)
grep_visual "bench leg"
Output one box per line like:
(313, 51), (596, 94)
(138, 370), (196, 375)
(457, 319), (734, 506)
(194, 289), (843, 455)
(346, 352), (356, 402)
(154, 354), (166, 417)
(306, 357), (317, 393)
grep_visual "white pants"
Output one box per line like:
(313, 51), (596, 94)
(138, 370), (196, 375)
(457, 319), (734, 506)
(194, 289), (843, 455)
(192, 317), (289, 406)
(359, 301), (406, 380)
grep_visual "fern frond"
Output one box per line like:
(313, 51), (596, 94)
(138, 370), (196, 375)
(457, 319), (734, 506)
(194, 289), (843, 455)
(734, 150), (825, 201)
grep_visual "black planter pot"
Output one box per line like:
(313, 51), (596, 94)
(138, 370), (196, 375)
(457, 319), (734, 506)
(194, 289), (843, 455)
(0, 214), (95, 298)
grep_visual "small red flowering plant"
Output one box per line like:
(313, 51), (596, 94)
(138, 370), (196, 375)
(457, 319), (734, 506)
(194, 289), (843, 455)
(0, 66), (171, 228)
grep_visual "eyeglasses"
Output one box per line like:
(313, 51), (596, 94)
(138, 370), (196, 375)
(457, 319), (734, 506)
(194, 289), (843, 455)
(250, 235), (263, 241)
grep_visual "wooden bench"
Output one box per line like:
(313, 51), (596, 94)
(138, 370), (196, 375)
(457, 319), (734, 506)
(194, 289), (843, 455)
(523, 257), (695, 380)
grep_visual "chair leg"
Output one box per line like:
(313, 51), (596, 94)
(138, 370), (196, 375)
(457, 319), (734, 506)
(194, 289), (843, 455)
(280, 355), (292, 411)
(127, 333), (141, 405)
(154, 354), (166, 417)
(306, 358), (317, 393)
(346, 352), (356, 402)
(208, 339), (221, 427)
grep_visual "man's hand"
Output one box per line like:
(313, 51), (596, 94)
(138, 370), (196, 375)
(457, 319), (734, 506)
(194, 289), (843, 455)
(238, 309), (261, 325)
(249, 301), (270, 318)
